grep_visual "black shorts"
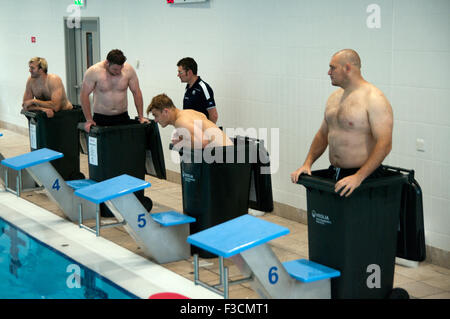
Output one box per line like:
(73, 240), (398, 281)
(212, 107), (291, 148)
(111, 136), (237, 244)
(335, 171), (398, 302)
(329, 165), (385, 181)
(93, 112), (134, 126)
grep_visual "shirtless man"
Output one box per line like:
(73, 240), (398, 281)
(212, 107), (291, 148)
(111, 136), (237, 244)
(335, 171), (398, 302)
(80, 49), (148, 132)
(146, 93), (233, 149)
(290, 49), (393, 197)
(22, 57), (73, 118)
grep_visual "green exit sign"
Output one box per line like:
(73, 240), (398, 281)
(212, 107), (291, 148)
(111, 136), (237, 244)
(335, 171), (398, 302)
(74, 0), (85, 6)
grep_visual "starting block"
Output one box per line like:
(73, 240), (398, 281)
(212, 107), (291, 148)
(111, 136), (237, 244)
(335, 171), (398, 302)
(187, 214), (340, 299)
(0, 148), (97, 221)
(74, 174), (195, 264)
(0, 133), (40, 193)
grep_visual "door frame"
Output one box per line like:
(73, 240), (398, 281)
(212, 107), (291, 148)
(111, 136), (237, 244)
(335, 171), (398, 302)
(63, 17), (101, 106)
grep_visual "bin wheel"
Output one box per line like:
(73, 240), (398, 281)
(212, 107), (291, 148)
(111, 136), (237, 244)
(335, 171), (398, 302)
(387, 288), (409, 299)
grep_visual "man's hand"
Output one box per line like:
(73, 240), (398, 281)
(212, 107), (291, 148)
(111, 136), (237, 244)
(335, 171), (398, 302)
(84, 119), (96, 133)
(334, 173), (364, 197)
(172, 136), (183, 145)
(290, 165), (312, 183)
(22, 99), (36, 109)
(42, 108), (54, 118)
(138, 116), (149, 124)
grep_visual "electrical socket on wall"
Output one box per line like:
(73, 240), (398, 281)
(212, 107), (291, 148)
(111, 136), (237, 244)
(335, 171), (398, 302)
(416, 138), (425, 152)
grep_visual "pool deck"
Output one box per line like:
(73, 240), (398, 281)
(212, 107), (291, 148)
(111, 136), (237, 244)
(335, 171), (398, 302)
(0, 128), (449, 299)
(0, 191), (221, 299)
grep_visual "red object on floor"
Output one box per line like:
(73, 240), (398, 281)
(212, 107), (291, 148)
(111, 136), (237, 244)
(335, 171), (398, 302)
(148, 292), (190, 299)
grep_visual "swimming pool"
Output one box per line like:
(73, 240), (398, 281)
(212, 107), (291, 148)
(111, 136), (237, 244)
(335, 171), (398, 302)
(0, 216), (138, 299)
(0, 190), (221, 299)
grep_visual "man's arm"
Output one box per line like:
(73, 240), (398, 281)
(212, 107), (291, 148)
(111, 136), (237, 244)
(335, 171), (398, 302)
(335, 91), (393, 197)
(80, 68), (96, 132)
(128, 67), (148, 123)
(31, 77), (64, 111)
(22, 77), (34, 109)
(290, 118), (329, 183)
(207, 107), (218, 124)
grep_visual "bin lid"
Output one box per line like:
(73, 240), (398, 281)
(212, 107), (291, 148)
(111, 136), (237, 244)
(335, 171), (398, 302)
(297, 170), (407, 194)
(85, 120), (149, 134)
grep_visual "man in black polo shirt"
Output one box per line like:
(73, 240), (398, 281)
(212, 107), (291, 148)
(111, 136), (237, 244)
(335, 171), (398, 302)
(177, 57), (218, 124)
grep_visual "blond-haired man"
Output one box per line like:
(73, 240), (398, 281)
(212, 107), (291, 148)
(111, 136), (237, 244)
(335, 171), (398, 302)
(22, 57), (73, 118)
(147, 94), (232, 149)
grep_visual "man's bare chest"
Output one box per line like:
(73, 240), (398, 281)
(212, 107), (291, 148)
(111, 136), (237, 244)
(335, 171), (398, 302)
(96, 74), (129, 92)
(326, 95), (370, 131)
(31, 80), (51, 100)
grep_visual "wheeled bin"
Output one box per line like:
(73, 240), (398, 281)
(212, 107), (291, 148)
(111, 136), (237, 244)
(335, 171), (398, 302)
(383, 166), (426, 262)
(233, 136), (273, 213)
(144, 120), (166, 180)
(297, 167), (408, 299)
(78, 120), (155, 217)
(179, 143), (252, 258)
(23, 105), (85, 181)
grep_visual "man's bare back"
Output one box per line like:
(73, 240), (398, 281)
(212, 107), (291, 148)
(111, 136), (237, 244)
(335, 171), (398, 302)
(147, 94), (233, 149)
(174, 109), (233, 148)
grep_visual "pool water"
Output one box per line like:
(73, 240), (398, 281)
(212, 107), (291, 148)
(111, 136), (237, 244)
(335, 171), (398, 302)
(0, 217), (138, 299)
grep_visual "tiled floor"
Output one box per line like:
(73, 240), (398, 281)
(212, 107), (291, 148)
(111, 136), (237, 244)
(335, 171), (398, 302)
(0, 128), (449, 299)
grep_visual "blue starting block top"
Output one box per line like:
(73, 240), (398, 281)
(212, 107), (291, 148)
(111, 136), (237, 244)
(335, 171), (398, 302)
(151, 211), (196, 227)
(0, 133), (3, 137)
(1, 148), (63, 170)
(66, 179), (97, 190)
(187, 214), (289, 258)
(282, 259), (340, 283)
(74, 174), (151, 204)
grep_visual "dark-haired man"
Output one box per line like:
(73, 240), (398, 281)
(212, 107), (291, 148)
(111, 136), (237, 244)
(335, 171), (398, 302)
(177, 57), (218, 124)
(80, 49), (148, 132)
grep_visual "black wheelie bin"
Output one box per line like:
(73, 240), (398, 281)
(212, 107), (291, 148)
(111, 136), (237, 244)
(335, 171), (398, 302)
(144, 120), (166, 180)
(78, 120), (156, 217)
(383, 166), (426, 262)
(233, 136), (274, 213)
(23, 105), (85, 181)
(179, 142), (252, 258)
(297, 166), (409, 299)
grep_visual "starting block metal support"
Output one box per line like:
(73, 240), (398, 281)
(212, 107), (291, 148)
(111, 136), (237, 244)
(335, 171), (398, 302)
(74, 174), (195, 264)
(0, 152), (41, 195)
(187, 214), (340, 299)
(1, 148), (96, 222)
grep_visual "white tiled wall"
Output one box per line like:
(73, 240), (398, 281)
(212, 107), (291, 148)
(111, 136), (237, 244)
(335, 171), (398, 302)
(0, 0), (448, 252)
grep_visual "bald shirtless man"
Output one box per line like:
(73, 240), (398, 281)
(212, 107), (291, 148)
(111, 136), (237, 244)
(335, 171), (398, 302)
(291, 49), (393, 197)
(80, 49), (148, 132)
(22, 57), (73, 118)
(147, 93), (233, 149)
